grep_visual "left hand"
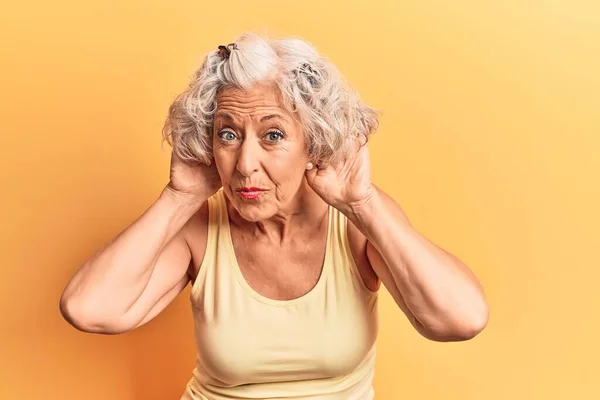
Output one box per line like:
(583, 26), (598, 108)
(305, 134), (376, 215)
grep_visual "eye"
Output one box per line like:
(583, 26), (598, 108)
(218, 130), (237, 142)
(265, 130), (284, 142)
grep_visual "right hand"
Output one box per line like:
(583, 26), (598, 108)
(165, 150), (222, 201)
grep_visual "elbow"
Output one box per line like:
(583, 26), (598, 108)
(59, 296), (102, 333)
(467, 305), (489, 338)
(59, 295), (131, 335)
(450, 306), (490, 342)
(440, 291), (490, 342)
(460, 296), (490, 339)
(418, 301), (490, 342)
(449, 312), (488, 341)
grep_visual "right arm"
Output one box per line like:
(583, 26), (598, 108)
(59, 148), (221, 335)
(59, 188), (206, 334)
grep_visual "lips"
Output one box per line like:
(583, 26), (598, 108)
(235, 187), (266, 200)
(237, 187), (266, 192)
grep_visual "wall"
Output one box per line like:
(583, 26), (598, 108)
(1, 0), (598, 399)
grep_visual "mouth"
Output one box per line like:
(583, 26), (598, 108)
(235, 187), (267, 200)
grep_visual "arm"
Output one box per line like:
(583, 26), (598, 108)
(59, 188), (205, 334)
(347, 185), (489, 342)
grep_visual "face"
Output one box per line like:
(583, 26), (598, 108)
(212, 82), (310, 221)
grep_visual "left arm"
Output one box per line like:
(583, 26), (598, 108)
(345, 185), (489, 342)
(305, 138), (489, 342)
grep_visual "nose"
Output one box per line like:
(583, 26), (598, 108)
(235, 137), (260, 177)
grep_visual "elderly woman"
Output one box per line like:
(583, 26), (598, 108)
(60, 32), (488, 399)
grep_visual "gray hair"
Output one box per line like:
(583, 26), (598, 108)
(161, 31), (381, 166)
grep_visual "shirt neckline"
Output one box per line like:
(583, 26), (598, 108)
(220, 190), (333, 307)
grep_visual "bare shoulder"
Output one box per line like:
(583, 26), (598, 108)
(180, 200), (210, 283)
(346, 217), (381, 292)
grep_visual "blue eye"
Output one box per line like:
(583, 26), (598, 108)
(219, 131), (237, 141)
(266, 130), (284, 142)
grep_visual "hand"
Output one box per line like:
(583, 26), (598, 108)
(165, 150), (222, 201)
(305, 134), (376, 215)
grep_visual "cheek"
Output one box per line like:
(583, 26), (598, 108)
(213, 150), (233, 178)
(267, 153), (307, 186)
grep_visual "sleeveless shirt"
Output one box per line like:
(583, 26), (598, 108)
(180, 189), (379, 400)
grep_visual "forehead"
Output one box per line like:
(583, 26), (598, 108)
(215, 82), (293, 122)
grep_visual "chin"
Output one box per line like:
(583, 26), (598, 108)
(233, 202), (275, 222)
(226, 191), (275, 222)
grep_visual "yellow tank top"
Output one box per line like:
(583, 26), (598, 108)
(181, 189), (379, 400)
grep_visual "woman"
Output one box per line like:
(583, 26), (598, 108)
(60, 32), (488, 399)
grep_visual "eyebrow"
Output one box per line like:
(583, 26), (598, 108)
(259, 114), (287, 123)
(214, 112), (288, 123)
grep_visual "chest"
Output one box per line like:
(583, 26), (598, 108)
(187, 202), (380, 388)
(230, 227), (329, 301)
(193, 296), (378, 387)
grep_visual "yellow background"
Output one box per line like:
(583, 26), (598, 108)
(1, 0), (598, 399)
